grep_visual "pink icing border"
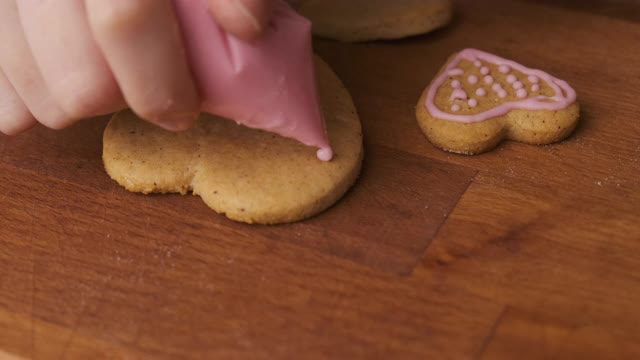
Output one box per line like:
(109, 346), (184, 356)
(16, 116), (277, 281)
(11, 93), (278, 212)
(425, 48), (577, 123)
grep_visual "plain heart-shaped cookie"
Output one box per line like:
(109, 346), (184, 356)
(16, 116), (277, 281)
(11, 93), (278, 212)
(103, 58), (363, 224)
(416, 48), (580, 155)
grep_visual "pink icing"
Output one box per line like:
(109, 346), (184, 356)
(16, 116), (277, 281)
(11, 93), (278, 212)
(476, 88), (487, 97)
(484, 75), (494, 85)
(468, 75), (478, 84)
(498, 90), (507, 98)
(499, 65), (511, 73)
(425, 48), (577, 123)
(451, 104), (461, 112)
(513, 81), (523, 90)
(468, 99), (478, 107)
(531, 84), (540, 92)
(480, 66), (490, 75)
(173, 0), (332, 160)
(451, 80), (461, 88)
(448, 68), (464, 76)
(529, 75), (539, 83)
(492, 83), (503, 92)
(450, 88), (468, 101)
(506, 74), (517, 84)
(474, 60), (482, 67)
(517, 89), (528, 98)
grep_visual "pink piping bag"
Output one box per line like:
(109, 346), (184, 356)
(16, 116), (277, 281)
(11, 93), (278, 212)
(172, 0), (333, 161)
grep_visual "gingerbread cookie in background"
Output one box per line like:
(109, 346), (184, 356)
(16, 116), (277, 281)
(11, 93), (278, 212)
(416, 48), (580, 155)
(297, 0), (453, 42)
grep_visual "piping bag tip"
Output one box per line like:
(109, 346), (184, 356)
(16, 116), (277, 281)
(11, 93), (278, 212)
(173, 0), (333, 161)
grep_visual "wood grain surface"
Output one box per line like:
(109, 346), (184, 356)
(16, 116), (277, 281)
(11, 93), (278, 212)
(1, 0), (639, 359)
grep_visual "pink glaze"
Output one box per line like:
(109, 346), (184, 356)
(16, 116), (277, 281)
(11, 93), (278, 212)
(480, 66), (490, 75)
(531, 84), (541, 92)
(513, 81), (524, 90)
(425, 48), (577, 123)
(492, 83), (503, 92)
(468, 99), (478, 107)
(484, 75), (494, 85)
(448, 68), (464, 76)
(451, 104), (461, 112)
(451, 80), (461, 88)
(468, 75), (478, 84)
(529, 75), (539, 83)
(517, 89), (528, 98)
(173, 0), (332, 160)
(506, 74), (517, 84)
(450, 88), (468, 101)
(474, 60), (482, 67)
(499, 65), (511, 73)
(476, 88), (487, 97)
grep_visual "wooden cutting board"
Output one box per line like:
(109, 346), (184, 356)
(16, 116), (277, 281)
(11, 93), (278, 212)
(1, 0), (639, 358)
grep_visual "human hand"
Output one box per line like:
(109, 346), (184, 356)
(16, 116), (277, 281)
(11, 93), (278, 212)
(0, 0), (276, 135)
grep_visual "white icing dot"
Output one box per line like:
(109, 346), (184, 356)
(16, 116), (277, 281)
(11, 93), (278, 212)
(498, 90), (507, 98)
(467, 75), (478, 84)
(476, 88), (487, 97)
(451, 104), (461, 112)
(499, 65), (511, 74)
(448, 68), (464, 76)
(507, 74), (517, 84)
(484, 75), (494, 85)
(517, 89), (528, 98)
(468, 99), (478, 107)
(513, 81), (524, 90)
(480, 66), (490, 75)
(492, 83), (502, 91)
(474, 60), (482, 67)
(528, 75), (539, 83)
(451, 80), (461, 88)
(531, 84), (540, 92)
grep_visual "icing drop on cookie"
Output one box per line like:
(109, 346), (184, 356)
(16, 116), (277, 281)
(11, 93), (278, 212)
(507, 74), (517, 84)
(517, 89), (528, 98)
(451, 80), (461, 88)
(513, 81), (524, 90)
(316, 147), (334, 162)
(529, 75), (539, 83)
(450, 88), (468, 101)
(451, 104), (461, 112)
(531, 84), (540, 92)
(476, 88), (487, 96)
(480, 66), (490, 75)
(474, 60), (482, 67)
(425, 48), (577, 123)
(468, 99), (478, 107)
(467, 75), (478, 84)
(484, 75), (494, 85)
(448, 68), (464, 76)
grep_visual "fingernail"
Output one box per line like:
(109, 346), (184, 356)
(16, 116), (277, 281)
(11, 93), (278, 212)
(233, 0), (262, 33)
(157, 112), (199, 131)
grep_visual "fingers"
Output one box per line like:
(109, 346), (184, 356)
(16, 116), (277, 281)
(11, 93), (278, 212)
(0, 69), (36, 135)
(0, 0), (70, 129)
(86, 0), (200, 131)
(17, 0), (124, 120)
(208, 0), (275, 40)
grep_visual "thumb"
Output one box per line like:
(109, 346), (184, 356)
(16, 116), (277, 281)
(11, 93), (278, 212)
(208, 0), (275, 40)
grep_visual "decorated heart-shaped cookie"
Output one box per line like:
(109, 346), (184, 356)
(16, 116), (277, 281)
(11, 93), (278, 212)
(416, 48), (580, 155)
(103, 58), (363, 224)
